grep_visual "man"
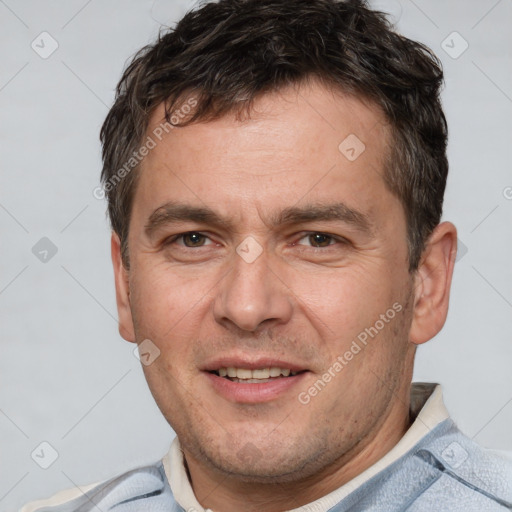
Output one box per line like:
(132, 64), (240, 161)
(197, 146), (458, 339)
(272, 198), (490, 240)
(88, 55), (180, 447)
(21, 0), (512, 510)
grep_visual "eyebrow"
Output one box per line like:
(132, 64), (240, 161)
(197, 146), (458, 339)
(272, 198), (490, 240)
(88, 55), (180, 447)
(272, 203), (373, 235)
(144, 200), (373, 238)
(144, 202), (231, 238)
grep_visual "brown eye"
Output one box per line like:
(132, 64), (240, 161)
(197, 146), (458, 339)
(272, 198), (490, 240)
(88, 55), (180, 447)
(308, 233), (334, 247)
(295, 232), (337, 248)
(182, 232), (207, 247)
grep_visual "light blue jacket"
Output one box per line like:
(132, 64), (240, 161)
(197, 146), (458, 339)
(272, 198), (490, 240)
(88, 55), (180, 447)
(23, 417), (512, 511)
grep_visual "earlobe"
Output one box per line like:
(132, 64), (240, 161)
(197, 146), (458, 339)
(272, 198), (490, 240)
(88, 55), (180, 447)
(409, 222), (457, 345)
(111, 231), (136, 343)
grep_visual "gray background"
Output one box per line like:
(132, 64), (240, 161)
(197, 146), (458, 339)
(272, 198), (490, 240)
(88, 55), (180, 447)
(1, 0), (511, 510)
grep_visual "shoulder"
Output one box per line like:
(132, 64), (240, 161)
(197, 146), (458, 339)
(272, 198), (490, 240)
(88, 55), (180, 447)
(339, 419), (512, 512)
(19, 462), (178, 512)
(410, 419), (512, 510)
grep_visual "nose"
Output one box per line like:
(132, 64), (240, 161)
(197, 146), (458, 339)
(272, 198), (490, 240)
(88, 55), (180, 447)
(212, 244), (293, 333)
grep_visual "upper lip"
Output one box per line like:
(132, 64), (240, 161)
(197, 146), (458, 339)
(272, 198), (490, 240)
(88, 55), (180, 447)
(201, 356), (308, 373)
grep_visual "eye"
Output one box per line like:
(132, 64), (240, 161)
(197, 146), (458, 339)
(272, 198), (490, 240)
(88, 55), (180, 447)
(295, 232), (341, 248)
(166, 232), (213, 247)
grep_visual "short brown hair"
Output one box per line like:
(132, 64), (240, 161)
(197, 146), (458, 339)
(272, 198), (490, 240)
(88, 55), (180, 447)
(100, 0), (448, 272)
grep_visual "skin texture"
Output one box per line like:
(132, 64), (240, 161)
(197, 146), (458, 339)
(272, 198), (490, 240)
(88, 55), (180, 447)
(111, 80), (457, 512)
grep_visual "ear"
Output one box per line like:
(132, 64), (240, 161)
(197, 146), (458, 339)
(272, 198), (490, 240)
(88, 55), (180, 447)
(111, 231), (136, 343)
(409, 221), (457, 345)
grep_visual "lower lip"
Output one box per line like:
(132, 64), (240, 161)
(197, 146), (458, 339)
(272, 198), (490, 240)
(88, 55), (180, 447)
(204, 371), (308, 403)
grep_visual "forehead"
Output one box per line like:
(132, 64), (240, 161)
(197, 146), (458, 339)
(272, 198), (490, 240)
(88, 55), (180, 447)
(134, 81), (395, 228)
(147, 81), (390, 159)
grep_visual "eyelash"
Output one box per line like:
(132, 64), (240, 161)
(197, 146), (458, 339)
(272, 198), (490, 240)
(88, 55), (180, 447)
(164, 231), (347, 250)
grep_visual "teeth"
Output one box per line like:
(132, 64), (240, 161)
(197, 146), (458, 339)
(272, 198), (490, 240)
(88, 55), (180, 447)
(252, 368), (270, 379)
(236, 368), (252, 379)
(215, 367), (298, 380)
(269, 367), (281, 377)
(230, 378), (274, 383)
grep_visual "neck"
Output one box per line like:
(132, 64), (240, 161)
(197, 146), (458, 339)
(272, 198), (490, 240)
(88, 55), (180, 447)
(183, 383), (414, 512)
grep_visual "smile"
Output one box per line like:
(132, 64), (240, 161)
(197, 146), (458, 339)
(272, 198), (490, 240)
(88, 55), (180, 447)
(211, 366), (301, 383)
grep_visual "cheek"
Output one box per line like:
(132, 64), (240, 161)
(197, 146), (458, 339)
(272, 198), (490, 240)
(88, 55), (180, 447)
(130, 259), (216, 333)
(131, 265), (209, 398)
(290, 263), (398, 346)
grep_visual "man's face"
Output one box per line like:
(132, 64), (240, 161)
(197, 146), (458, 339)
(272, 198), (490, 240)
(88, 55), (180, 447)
(117, 81), (417, 482)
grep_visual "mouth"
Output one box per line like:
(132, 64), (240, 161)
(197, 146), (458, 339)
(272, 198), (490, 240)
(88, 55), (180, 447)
(203, 361), (309, 403)
(208, 366), (306, 383)
(200, 355), (311, 402)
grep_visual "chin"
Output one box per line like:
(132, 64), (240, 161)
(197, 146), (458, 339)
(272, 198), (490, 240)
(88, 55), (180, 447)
(198, 438), (332, 484)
